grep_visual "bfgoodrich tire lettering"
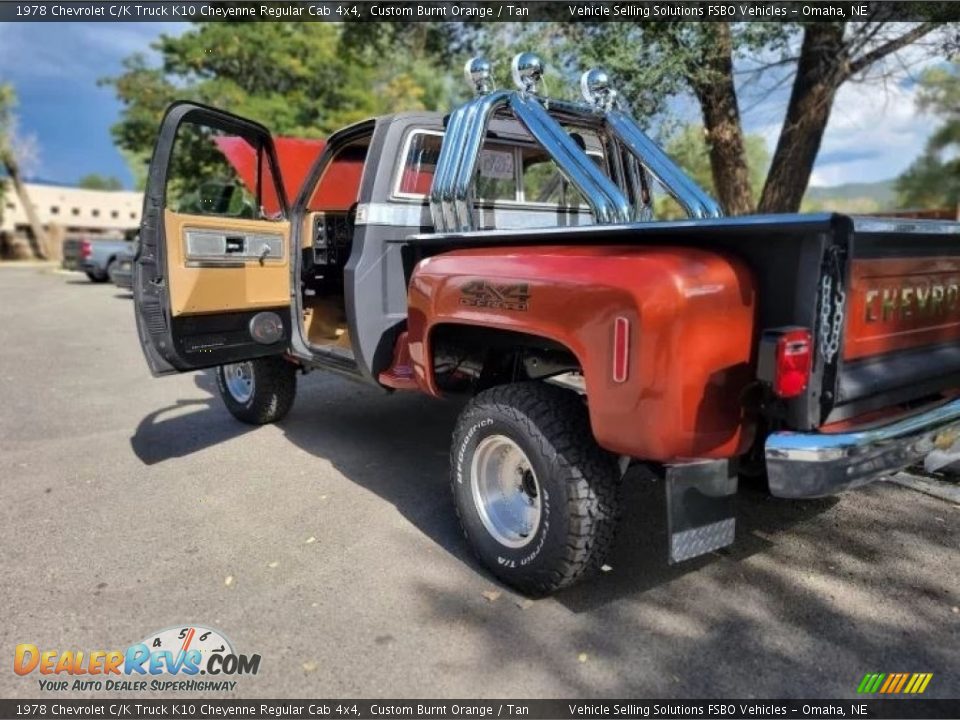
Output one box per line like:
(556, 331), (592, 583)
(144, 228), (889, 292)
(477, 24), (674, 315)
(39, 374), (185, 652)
(451, 382), (621, 596)
(215, 356), (297, 425)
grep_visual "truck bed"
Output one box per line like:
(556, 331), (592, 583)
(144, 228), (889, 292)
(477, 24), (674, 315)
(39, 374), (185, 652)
(402, 212), (960, 431)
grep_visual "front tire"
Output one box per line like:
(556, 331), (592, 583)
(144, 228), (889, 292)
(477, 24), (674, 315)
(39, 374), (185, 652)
(216, 356), (297, 425)
(451, 382), (621, 596)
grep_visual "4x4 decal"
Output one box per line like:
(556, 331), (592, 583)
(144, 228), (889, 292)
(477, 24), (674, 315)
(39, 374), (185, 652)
(459, 281), (531, 311)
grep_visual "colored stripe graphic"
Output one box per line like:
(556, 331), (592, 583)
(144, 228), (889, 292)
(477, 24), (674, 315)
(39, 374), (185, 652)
(879, 674), (897, 693)
(857, 672), (932, 694)
(893, 674), (909, 693)
(857, 673), (882, 694)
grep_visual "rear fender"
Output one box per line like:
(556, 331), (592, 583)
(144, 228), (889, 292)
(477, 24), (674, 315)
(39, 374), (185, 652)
(407, 244), (757, 461)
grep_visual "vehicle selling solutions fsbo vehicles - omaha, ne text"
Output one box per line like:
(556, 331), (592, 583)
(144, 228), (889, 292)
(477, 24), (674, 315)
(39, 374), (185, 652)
(131, 54), (960, 595)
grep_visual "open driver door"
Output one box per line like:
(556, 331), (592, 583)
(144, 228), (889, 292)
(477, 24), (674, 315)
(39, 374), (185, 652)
(134, 103), (292, 376)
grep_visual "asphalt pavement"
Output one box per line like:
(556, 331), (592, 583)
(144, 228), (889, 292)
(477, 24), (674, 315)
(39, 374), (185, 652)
(1, 265), (957, 699)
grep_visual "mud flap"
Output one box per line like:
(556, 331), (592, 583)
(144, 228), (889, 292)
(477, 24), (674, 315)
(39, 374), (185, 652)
(666, 459), (737, 563)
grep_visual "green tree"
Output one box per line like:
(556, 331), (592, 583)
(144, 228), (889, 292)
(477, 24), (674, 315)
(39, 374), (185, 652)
(896, 62), (960, 210)
(655, 123), (769, 219)
(415, 21), (949, 214)
(665, 124), (769, 201)
(0, 83), (48, 258)
(565, 21), (950, 215)
(104, 23), (455, 181)
(78, 173), (124, 191)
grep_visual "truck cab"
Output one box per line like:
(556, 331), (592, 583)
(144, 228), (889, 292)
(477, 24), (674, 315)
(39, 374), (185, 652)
(133, 54), (960, 595)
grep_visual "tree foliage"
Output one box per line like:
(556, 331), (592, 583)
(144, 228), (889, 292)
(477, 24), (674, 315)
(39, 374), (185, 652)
(896, 62), (960, 209)
(78, 173), (124, 191)
(0, 82), (48, 257)
(108, 21), (953, 218)
(0, 83), (12, 213)
(104, 22), (456, 180)
(666, 124), (769, 200)
(0, 82), (21, 211)
(565, 21), (952, 215)
(655, 123), (769, 218)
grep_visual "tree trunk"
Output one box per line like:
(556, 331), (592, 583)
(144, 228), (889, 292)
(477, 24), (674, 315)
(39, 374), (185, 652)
(757, 24), (846, 214)
(1, 153), (48, 259)
(692, 23), (755, 216)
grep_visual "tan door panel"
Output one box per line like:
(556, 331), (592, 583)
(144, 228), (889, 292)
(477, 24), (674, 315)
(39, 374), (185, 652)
(302, 212), (321, 248)
(165, 210), (291, 316)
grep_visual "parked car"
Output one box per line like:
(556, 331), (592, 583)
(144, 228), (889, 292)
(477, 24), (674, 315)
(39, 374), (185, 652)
(109, 234), (138, 291)
(130, 56), (960, 595)
(62, 229), (136, 283)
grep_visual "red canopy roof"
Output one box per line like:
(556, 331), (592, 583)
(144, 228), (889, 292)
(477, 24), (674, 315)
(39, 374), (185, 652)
(213, 136), (326, 215)
(213, 135), (372, 214)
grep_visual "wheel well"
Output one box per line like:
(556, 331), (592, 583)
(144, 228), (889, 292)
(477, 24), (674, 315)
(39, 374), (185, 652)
(429, 324), (581, 395)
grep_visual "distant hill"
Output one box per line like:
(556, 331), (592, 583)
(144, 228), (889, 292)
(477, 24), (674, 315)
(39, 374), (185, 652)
(803, 179), (897, 213)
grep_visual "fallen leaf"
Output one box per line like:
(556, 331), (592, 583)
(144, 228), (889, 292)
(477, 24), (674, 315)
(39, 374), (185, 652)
(267, 561), (279, 568)
(481, 590), (501, 602)
(302, 661), (318, 673)
(224, 576), (234, 587)
(515, 598), (534, 610)
(577, 652), (588, 663)
(305, 536), (316, 544)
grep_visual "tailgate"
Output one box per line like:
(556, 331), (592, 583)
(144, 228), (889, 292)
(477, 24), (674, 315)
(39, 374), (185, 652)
(830, 218), (960, 422)
(61, 238), (83, 269)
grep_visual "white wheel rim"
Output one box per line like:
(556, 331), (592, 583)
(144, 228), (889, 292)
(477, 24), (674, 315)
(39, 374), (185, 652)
(223, 361), (254, 403)
(470, 434), (542, 548)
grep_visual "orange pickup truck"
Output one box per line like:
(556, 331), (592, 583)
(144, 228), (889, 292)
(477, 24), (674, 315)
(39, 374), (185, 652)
(132, 55), (960, 595)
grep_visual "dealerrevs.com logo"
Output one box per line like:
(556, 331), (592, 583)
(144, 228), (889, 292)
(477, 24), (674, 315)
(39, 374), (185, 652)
(14, 625), (260, 692)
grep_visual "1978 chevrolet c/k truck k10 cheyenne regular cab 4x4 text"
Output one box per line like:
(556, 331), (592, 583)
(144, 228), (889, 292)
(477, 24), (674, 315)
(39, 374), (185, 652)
(132, 55), (960, 595)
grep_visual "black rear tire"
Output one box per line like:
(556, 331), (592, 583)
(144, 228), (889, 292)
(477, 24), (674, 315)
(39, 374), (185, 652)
(86, 269), (109, 283)
(216, 356), (297, 425)
(451, 382), (621, 596)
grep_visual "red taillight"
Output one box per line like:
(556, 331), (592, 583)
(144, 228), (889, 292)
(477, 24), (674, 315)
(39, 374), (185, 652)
(79, 240), (92, 259)
(774, 329), (812, 398)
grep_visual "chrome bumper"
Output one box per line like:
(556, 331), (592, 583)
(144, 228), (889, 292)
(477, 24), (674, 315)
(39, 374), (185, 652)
(765, 398), (960, 498)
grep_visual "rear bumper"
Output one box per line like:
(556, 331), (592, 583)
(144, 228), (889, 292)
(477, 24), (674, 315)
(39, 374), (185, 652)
(765, 398), (960, 498)
(62, 258), (93, 273)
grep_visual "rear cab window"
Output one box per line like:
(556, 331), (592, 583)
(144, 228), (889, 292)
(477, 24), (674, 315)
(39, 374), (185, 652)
(392, 128), (606, 218)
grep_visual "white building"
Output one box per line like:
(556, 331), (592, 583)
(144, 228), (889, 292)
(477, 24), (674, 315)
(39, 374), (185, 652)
(1, 180), (143, 237)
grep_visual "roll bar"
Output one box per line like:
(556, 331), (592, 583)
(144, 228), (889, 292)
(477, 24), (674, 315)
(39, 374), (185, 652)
(429, 88), (723, 233)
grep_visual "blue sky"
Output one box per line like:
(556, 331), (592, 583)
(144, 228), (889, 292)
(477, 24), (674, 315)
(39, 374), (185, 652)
(0, 22), (941, 190)
(0, 22), (186, 187)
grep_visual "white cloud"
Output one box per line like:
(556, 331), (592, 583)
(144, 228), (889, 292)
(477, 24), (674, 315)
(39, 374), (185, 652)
(807, 79), (938, 187)
(737, 37), (944, 188)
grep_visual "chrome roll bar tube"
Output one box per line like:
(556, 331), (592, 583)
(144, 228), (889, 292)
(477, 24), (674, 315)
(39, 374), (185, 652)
(606, 110), (723, 219)
(428, 89), (723, 231)
(508, 94), (632, 226)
